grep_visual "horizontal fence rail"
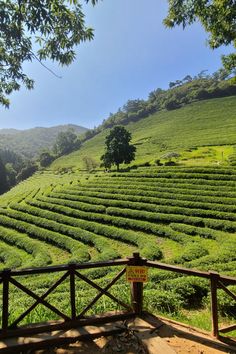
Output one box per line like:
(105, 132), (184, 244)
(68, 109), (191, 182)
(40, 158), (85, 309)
(0, 253), (235, 341)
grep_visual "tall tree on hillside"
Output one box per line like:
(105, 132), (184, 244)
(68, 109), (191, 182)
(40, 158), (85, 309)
(0, 0), (98, 107)
(101, 126), (136, 171)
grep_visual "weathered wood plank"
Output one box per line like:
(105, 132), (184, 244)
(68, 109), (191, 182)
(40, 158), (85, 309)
(0, 322), (126, 353)
(0, 312), (135, 339)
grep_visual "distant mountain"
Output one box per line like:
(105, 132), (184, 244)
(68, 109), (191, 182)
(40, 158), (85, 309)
(0, 128), (20, 135)
(0, 124), (88, 158)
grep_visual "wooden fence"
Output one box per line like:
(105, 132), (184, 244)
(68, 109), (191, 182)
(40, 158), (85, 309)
(0, 252), (235, 340)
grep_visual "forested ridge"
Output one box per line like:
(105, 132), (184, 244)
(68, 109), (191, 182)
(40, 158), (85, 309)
(0, 124), (88, 158)
(82, 70), (236, 141)
(0, 124), (87, 195)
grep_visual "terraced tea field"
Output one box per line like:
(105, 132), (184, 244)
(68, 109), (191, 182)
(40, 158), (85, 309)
(0, 166), (235, 330)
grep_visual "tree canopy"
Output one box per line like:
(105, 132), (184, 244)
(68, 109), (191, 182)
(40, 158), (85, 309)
(0, 0), (98, 107)
(101, 126), (136, 171)
(0, 0), (235, 107)
(39, 150), (55, 167)
(165, 0), (236, 71)
(0, 157), (8, 194)
(53, 129), (81, 156)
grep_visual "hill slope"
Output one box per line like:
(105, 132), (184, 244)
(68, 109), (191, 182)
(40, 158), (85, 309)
(51, 96), (236, 170)
(0, 96), (235, 331)
(0, 165), (235, 331)
(0, 124), (88, 158)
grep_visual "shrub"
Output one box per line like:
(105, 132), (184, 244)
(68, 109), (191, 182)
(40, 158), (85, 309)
(145, 289), (183, 314)
(173, 243), (209, 264)
(164, 161), (177, 166)
(154, 159), (163, 166)
(142, 243), (163, 260)
(161, 277), (208, 308)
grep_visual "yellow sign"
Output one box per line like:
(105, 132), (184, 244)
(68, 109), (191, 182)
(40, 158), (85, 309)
(126, 266), (148, 282)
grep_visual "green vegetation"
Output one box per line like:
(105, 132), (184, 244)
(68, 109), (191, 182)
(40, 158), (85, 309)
(80, 68), (236, 140)
(0, 164), (236, 331)
(1, 0), (235, 333)
(0, 0), (98, 107)
(165, 0), (236, 71)
(52, 129), (82, 158)
(0, 95), (235, 333)
(0, 125), (88, 196)
(0, 124), (87, 159)
(81, 70), (235, 143)
(228, 146), (236, 166)
(101, 126), (136, 171)
(0, 157), (8, 194)
(2, 0), (234, 108)
(52, 96), (236, 170)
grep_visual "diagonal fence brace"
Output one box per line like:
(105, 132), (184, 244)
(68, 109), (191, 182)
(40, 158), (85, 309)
(9, 271), (70, 328)
(75, 268), (132, 318)
(9, 277), (70, 322)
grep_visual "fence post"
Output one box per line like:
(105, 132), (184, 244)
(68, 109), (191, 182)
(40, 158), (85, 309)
(209, 271), (219, 338)
(2, 269), (10, 334)
(128, 252), (146, 316)
(69, 263), (76, 320)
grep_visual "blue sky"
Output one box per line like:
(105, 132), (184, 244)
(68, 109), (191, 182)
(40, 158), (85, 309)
(0, 0), (233, 130)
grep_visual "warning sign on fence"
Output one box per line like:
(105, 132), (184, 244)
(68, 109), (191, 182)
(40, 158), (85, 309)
(126, 266), (148, 282)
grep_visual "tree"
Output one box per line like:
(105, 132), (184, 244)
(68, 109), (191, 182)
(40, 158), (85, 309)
(0, 157), (8, 194)
(165, 97), (181, 110)
(53, 129), (81, 157)
(101, 126), (136, 171)
(148, 88), (164, 102)
(39, 151), (55, 167)
(5, 163), (17, 187)
(16, 161), (38, 182)
(2, 1), (235, 108)
(0, 0), (98, 107)
(122, 99), (146, 114)
(182, 75), (192, 83)
(0, 149), (23, 173)
(165, 0), (236, 71)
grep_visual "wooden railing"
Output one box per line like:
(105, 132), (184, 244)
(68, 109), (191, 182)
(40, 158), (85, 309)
(146, 259), (236, 339)
(0, 252), (235, 340)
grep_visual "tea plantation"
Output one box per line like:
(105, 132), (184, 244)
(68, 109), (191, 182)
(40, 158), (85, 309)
(52, 96), (236, 170)
(0, 165), (235, 331)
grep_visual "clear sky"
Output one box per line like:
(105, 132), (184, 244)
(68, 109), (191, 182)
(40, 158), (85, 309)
(0, 0), (233, 130)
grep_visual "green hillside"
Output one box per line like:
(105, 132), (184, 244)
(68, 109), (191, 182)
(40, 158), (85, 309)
(51, 96), (236, 171)
(0, 96), (236, 332)
(0, 124), (88, 159)
(0, 165), (236, 330)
